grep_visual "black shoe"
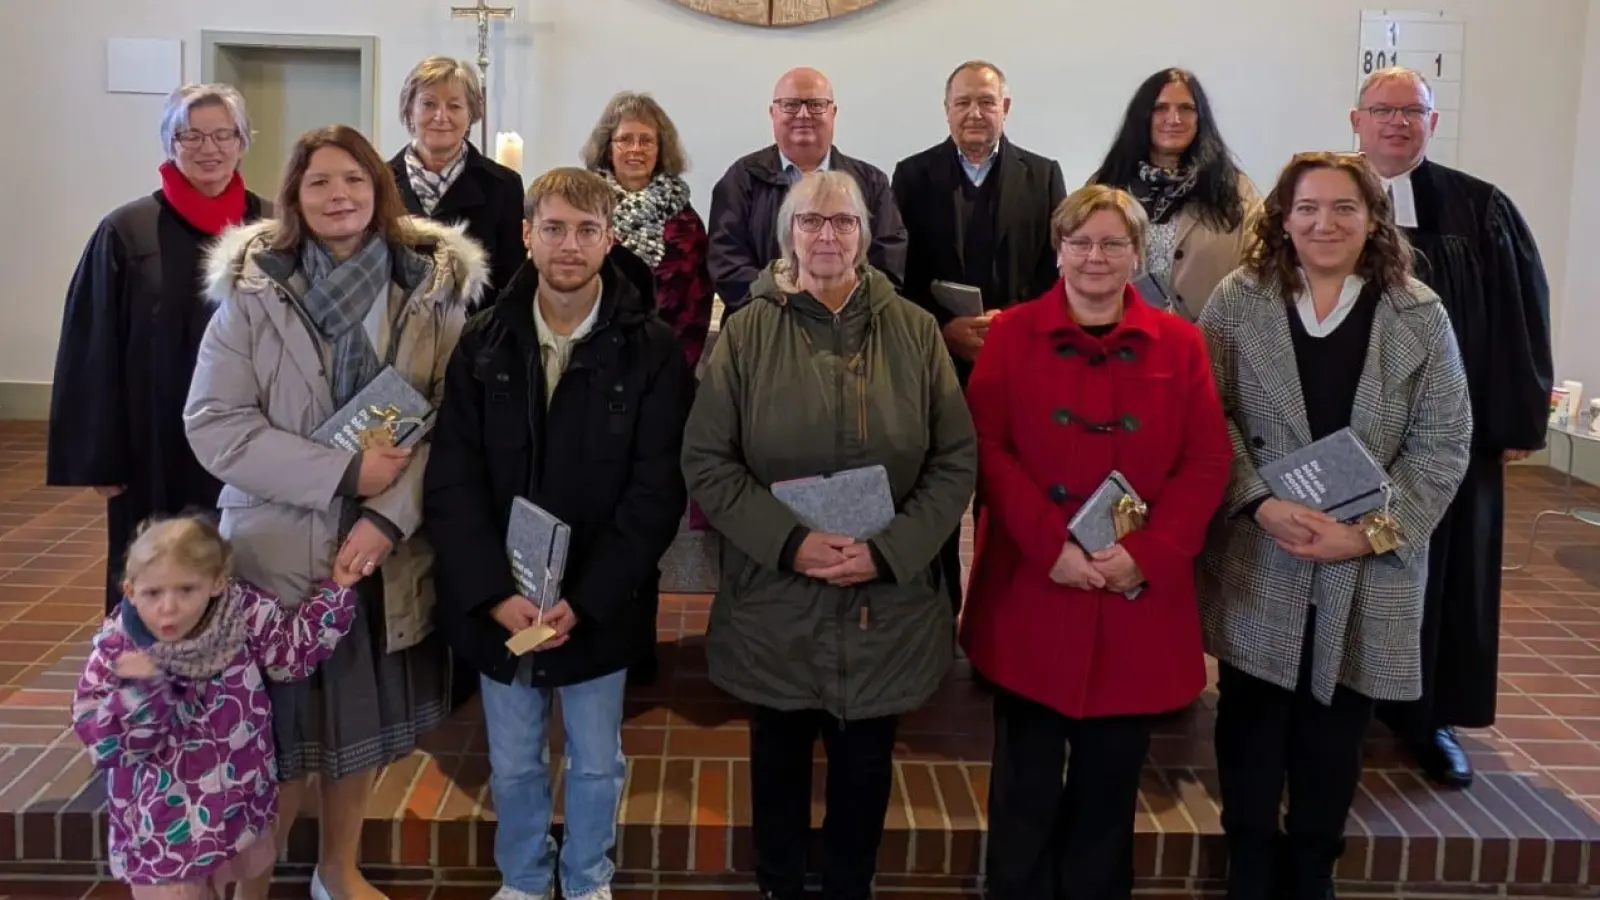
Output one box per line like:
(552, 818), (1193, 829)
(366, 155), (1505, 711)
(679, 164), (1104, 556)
(1412, 727), (1473, 788)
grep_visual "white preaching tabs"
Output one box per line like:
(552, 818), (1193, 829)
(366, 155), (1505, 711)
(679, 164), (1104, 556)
(1379, 169), (1420, 229)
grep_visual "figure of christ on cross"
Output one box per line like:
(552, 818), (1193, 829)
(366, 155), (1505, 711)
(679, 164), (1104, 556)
(451, 0), (515, 149)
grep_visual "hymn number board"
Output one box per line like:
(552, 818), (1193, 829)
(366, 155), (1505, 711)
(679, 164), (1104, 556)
(1355, 9), (1465, 167)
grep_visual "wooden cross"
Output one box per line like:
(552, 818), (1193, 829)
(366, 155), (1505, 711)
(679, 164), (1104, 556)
(451, 0), (516, 149)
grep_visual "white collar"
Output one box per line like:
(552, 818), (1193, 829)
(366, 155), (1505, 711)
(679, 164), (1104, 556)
(1377, 161), (1422, 228)
(1295, 272), (1367, 338)
(533, 276), (603, 345)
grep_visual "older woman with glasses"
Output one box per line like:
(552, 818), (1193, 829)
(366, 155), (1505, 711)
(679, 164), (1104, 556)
(683, 170), (975, 900)
(387, 56), (525, 307)
(48, 82), (270, 615)
(960, 184), (1232, 900)
(581, 91), (713, 372)
(1198, 151), (1470, 899)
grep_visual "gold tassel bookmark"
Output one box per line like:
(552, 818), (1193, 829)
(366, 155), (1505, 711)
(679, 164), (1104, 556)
(1112, 494), (1148, 540)
(1359, 484), (1404, 555)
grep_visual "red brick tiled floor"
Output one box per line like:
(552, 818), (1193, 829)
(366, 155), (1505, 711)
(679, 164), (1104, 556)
(3, 420), (1600, 897)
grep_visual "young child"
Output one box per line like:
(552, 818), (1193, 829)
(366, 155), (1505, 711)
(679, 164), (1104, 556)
(72, 514), (360, 900)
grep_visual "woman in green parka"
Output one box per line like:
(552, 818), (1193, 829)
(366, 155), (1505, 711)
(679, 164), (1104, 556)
(681, 169), (977, 900)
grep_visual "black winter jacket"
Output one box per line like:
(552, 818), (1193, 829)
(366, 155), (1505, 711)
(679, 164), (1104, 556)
(423, 248), (691, 686)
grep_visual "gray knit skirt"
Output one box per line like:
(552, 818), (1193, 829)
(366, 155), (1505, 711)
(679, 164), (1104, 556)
(267, 575), (451, 781)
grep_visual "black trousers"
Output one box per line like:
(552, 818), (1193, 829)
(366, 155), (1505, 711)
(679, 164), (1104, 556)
(749, 706), (899, 900)
(1215, 612), (1375, 900)
(985, 687), (1153, 900)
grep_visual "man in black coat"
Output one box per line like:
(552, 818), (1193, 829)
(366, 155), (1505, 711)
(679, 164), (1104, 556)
(423, 167), (690, 900)
(891, 59), (1067, 615)
(1353, 67), (1554, 788)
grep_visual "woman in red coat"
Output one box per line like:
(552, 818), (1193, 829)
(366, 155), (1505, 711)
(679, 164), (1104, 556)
(960, 184), (1233, 900)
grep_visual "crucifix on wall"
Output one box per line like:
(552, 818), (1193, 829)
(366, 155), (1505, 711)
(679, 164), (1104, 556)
(451, 0), (516, 151)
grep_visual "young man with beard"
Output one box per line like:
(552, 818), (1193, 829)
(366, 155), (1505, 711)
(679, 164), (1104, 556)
(423, 167), (691, 900)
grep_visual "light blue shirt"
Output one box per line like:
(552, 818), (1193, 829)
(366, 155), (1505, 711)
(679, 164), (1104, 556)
(779, 148), (833, 183)
(958, 142), (999, 187)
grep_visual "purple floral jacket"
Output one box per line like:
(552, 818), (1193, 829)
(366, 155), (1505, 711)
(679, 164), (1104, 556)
(71, 577), (356, 885)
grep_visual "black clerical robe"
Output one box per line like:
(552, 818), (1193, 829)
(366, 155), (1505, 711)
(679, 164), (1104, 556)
(1382, 159), (1553, 733)
(47, 191), (269, 613)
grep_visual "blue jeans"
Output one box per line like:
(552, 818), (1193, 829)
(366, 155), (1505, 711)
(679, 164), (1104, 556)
(480, 668), (628, 899)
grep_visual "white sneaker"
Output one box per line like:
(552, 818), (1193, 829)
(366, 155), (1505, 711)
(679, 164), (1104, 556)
(490, 887), (552, 900)
(310, 870), (392, 900)
(564, 887), (612, 900)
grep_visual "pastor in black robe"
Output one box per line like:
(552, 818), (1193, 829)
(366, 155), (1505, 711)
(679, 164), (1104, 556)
(47, 190), (268, 613)
(1377, 159), (1553, 736)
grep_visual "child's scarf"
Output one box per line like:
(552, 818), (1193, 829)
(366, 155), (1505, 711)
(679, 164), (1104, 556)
(120, 581), (252, 679)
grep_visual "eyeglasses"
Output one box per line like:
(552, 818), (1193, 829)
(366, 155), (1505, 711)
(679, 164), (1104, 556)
(1062, 237), (1134, 259)
(532, 221), (608, 248)
(611, 134), (657, 149)
(794, 213), (860, 234)
(1361, 104), (1432, 124)
(774, 98), (834, 117)
(175, 129), (242, 149)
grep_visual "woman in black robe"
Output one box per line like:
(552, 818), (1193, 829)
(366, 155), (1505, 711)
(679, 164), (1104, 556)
(47, 83), (269, 614)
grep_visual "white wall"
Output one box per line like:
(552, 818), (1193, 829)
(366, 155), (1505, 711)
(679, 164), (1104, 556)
(0, 0), (1591, 388)
(1549, 0), (1600, 483)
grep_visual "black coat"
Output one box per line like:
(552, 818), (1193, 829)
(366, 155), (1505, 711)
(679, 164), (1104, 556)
(891, 136), (1065, 343)
(47, 190), (269, 613)
(423, 249), (691, 687)
(389, 142), (525, 310)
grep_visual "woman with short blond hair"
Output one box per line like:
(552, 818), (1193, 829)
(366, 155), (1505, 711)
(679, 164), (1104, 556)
(388, 55), (524, 306)
(962, 183), (1231, 900)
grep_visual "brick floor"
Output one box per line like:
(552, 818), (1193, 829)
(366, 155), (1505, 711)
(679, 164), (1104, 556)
(3, 420), (1600, 896)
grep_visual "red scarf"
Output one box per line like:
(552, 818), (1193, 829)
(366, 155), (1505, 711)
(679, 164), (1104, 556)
(159, 160), (247, 235)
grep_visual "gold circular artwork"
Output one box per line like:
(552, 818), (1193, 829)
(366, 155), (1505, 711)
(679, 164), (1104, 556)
(670, 0), (889, 26)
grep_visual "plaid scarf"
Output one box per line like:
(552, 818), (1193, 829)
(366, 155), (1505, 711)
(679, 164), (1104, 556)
(605, 171), (690, 268)
(120, 581), (252, 680)
(405, 144), (467, 215)
(1132, 161), (1199, 225)
(298, 234), (391, 408)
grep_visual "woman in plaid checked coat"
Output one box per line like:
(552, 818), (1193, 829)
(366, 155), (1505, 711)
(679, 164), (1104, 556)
(1197, 151), (1471, 900)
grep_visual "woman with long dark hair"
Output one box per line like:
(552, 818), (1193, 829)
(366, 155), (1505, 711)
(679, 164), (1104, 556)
(1089, 68), (1257, 320)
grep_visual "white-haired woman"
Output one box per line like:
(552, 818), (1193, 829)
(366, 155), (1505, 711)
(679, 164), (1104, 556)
(47, 82), (269, 615)
(387, 55), (524, 306)
(682, 170), (977, 900)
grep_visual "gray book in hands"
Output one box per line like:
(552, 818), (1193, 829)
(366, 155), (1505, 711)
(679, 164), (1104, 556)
(310, 366), (435, 452)
(770, 465), (896, 540)
(929, 280), (985, 319)
(504, 498), (571, 655)
(1067, 470), (1145, 599)
(1257, 427), (1388, 523)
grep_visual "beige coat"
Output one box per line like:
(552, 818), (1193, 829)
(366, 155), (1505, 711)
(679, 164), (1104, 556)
(1169, 174), (1261, 321)
(185, 217), (488, 654)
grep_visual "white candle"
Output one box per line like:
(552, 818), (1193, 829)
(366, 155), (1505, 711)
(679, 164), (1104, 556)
(494, 131), (523, 173)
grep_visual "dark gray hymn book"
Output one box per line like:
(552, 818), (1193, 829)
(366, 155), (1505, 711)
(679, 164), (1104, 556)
(770, 465), (896, 540)
(1067, 470), (1141, 553)
(310, 366), (435, 453)
(1257, 427), (1389, 522)
(507, 497), (570, 610)
(1067, 470), (1145, 599)
(929, 280), (985, 319)
(1130, 272), (1174, 312)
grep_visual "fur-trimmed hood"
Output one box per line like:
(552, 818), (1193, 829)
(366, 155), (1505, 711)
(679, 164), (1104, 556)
(202, 215), (491, 308)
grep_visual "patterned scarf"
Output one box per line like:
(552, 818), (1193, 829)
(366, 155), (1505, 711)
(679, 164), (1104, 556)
(120, 581), (252, 680)
(297, 233), (391, 408)
(1132, 161), (1199, 225)
(605, 171), (690, 268)
(405, 144), (468, 215)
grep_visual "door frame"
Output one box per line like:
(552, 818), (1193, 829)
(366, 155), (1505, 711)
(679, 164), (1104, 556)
(200, 31), (379, 139)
